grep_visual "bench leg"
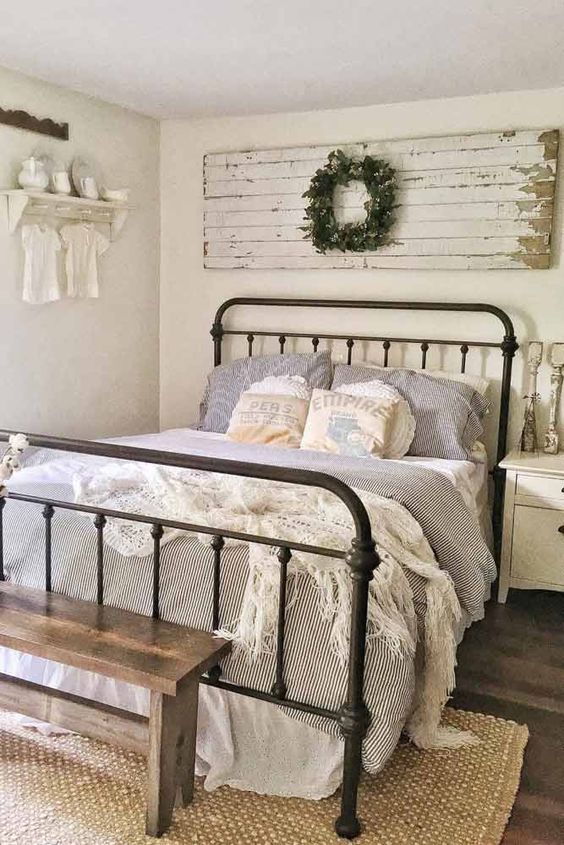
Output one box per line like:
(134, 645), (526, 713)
(176, 679), (199, 807)
(146, 678), (199, 837)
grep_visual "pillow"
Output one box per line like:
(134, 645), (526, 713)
(201, 350), (332, 433)
(418, 368), (490, 398)
(248, 374), (312, 400)
(335, 380), (415, 459)
(300, 388), (396, 458)
(331, 364), (489, 461)
(351, 363), (490, 398)
(226, 392), (309, 448)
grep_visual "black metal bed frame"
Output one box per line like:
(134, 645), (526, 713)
(0, 297), (517, 840)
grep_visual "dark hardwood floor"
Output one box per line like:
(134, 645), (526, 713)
(452, 589), (564, 845)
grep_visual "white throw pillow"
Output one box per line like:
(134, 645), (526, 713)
(300, 388), (396, 458)
(227, 392), (309, 449)
(247, 374), (312, 400)
(335, 380), (416, 459)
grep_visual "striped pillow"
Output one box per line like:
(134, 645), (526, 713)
(331, 364), (489, 460)
(201, 351), (332, 433)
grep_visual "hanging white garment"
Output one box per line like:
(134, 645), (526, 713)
(60, 223), (109, 298)
(21, 224), (61, 305)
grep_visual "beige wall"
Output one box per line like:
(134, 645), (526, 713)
(0, 66), (160, 438)
(160, 87), (564, 451)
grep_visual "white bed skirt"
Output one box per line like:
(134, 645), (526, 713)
(0, 646), (344, 799)
(0, 580), (485, 798)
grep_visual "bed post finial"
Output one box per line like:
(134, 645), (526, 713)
(210, 320), (224, 367)
(335, 537), (379, 839)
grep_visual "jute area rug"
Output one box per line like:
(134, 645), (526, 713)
(0, 707), (528, 845)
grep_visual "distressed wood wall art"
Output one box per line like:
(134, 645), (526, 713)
(203, 128), (558, 270)
(0, 106), (69, 140)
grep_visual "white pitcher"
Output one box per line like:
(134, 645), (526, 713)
(17, 156), (49, 191)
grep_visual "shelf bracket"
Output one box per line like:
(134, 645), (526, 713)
(110, 207), (129, 241)
(6, 192), (31, 234)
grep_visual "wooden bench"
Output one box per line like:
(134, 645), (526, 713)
(0, 581), (231, 837)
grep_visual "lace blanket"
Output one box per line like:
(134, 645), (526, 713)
(73, 461), (473, 749)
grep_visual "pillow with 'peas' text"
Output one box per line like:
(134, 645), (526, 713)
(227, 392), (309, 448)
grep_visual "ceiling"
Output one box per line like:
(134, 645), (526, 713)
(1, 0), (564, 119)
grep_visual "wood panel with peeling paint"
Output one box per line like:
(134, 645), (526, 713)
(203, 129), (559, 270)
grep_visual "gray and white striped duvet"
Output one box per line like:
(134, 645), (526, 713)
(4, 434), (495, 774)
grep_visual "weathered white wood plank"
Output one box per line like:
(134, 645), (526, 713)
(205, 253), (550, 270)
(205, 148), (553, 182)
(398, 163), (555, 188)
(204, 199), (552, 225)
(204, 178), (555, 203)
(206, 162), (555, 192)
(204, 129), (557, 166)
(497, 200), (553, 220)
(205, 235), (549, 258)
(205, 218), (551, 243)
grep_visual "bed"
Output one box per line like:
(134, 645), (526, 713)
(0, 297), (518, 839)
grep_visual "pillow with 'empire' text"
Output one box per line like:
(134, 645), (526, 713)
(300, 388), (396, 458)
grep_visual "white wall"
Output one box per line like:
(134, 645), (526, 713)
(0, 66), (160, 438)
(160, 87), (564, 451)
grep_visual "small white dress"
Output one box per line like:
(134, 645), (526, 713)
(60, 223), (109, 298)
(21, 224), (62, 305)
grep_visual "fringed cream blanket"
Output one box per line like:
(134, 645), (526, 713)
(73, 462), (475, 750)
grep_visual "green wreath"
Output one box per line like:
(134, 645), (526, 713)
(301, 149), (397, 254)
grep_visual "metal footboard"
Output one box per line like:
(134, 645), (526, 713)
(0, 429), (379, 839)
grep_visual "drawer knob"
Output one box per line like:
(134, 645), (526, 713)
(559, 526), (564, 535)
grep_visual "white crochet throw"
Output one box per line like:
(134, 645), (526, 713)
(73, 461), (474, 750)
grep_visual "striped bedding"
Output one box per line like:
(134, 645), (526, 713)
(2, 429), (495, 776)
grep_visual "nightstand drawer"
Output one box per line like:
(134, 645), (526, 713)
(512, 505), (564, 586)
(516, 473), (564, 503)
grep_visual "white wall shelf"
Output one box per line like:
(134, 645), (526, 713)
(0, 189), (133, 240)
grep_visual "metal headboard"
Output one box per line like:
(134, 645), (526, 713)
(211, 297), (519, 559)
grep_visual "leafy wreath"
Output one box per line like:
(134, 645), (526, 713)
(302, 149), (397, 254)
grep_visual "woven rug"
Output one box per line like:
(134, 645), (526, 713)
(0, 707), (527, 845)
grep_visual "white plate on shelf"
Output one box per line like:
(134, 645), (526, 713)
(72, 158), (102, 200)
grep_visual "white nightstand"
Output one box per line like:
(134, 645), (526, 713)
(498, 450), (564, 602)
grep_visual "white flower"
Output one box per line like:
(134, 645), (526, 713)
(9, 433), (28, 453)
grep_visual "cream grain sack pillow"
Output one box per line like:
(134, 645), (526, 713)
(301, 389), (396, 458)
(335, 380), (415, 458)
(227, 392), (309, 449)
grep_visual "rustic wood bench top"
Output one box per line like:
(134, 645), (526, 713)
(0, 581), (231, 695)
